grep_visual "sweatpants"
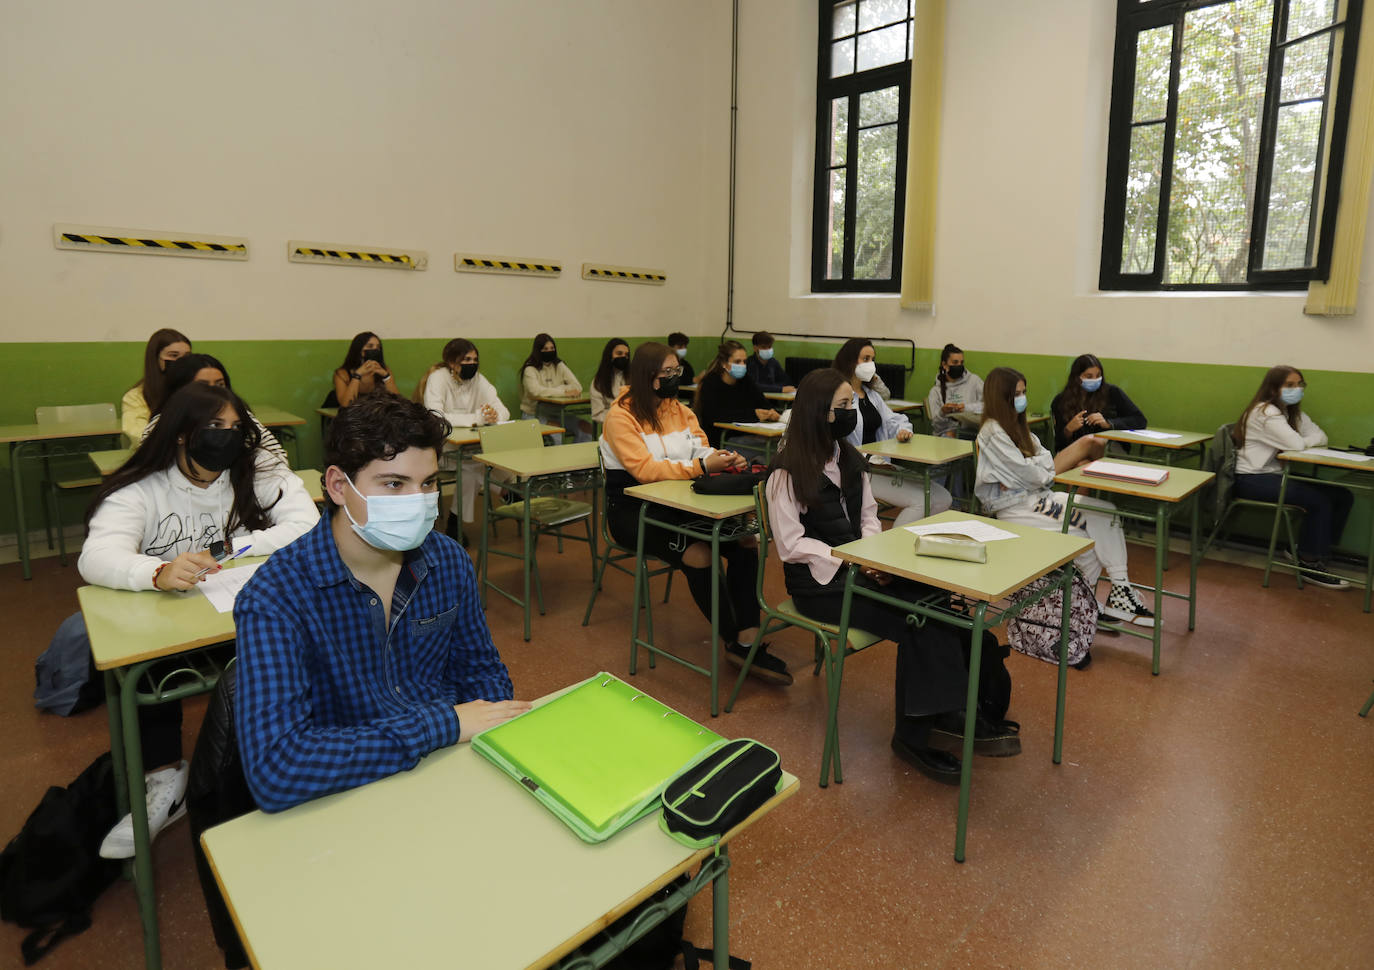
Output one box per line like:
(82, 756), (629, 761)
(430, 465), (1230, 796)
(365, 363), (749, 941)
(868, 469), (954, 526)
(993, 491), (1128, 589)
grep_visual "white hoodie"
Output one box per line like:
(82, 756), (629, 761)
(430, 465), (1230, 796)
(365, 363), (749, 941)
(423, 370), (509, 428)
(78, 460), (319, 591)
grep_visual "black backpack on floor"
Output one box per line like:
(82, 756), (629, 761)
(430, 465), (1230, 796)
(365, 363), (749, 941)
(0, 753), (122, 965)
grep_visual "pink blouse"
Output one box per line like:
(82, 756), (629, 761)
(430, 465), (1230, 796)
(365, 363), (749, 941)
(766, 454), (879, 587)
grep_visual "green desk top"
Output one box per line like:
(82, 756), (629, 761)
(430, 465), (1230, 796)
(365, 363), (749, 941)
(450, 422), (563, 446)
(832, 510), (1092, 602)
(1054, 459), (1214, 502)
(859, 434), (973, 466)
(887, 398), (925, 413)
(79, 557), (267, 670)
(1278, 449), (1374, 473)
(474, 440), (600, 476)
(0, 419), (122, 444)
(624, 479), (756, 520)
(252, 405), (306, 427)
(715, 421), (785, 438)
(89, 448), (134, 476)
(201, 699), (797, 970)
(763, 391), (796, 402)
(316, 407), (339, 419)
(532, 394), (591, 406)
(1097, 427), (1211, 449)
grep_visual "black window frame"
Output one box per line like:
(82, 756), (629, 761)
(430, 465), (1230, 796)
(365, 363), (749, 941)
(811, 0), (912, 294)
(1100, 0), (1363, 291)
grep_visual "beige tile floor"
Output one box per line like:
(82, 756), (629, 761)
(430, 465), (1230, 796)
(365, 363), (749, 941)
(2, 527), (1371, 969)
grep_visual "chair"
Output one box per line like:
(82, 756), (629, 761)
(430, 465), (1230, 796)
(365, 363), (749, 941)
(476, 421), (595, 641)
(1200, 424), (1304, 587)
(1361, 681), (1374, 718)
(36, 403), (118, 565)
(727, 483), (882, 788)
(581, 451), (675, 628)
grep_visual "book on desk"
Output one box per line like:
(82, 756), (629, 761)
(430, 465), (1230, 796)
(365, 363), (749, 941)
(1081, 460), (1169, 485)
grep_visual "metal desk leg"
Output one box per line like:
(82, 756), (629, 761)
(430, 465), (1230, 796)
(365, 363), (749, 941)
(104, 671), (129, 825)
(12, 441), (32, 580)
(121, 661), (161, 970)
(826, 563), (860, 788)
(1188, 496), (1200, 631)
(922, 469), (931, 517)
(709, 522), (722, 718)
(1262, 465), (1291, 588)
(521, 479), (534, 642)
(711, 846), (731, 968)
(1361, 684), (1374, 717)
(954, 602), (987, 863)
(478, 466), (492, 609)
(1053, 568), (1070, 765)
(629, 504), (648, 675)
(1364, 505), (1373, 614)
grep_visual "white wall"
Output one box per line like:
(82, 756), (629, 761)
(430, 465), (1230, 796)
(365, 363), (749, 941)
(730, 0), (1374, 373)
(0, 0), (733, 343)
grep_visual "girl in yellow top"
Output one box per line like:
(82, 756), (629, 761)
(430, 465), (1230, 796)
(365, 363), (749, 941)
(121, 328), (191, 441)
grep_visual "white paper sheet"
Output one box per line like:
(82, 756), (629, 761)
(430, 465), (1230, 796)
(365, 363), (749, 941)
(905, 519), (1019, 542)
(1297, 448), (1374, 462)
(1116, 429), (1182, 440)
(728, 421), (787, 431)
(887, 398), (919, 409)
(197, 562), (262, 613)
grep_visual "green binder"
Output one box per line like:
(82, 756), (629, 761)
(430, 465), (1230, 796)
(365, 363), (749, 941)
(472, 672), (723, 843)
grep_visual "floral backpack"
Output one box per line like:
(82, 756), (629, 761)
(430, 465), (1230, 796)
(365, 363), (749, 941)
(1006, 572), (1099, 666)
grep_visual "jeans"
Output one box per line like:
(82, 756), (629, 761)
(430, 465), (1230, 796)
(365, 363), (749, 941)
(1233, 473), (1354, 562)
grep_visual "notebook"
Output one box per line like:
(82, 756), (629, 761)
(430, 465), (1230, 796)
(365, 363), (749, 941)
(472, 672), (724, 843)
(1082, 460), (1169, 486)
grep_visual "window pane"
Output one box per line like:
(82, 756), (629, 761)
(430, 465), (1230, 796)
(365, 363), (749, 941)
(854, 123), (898, 279)
(831, 38), (855, 77)
(1122, 122), (1165, 274)
(858, 0), (908, 32)
(856, 23), (907, 72)
(1164, 0), (1274, 285)
(1261, 102), (1323, 269)
(827, 170), (848, 279)
(1279, 32), (1331, 103)
(1286, 0), (1337, 40)
(833, 1), (857, 39)
(858, 85), (899, 127)
(830, 97), (849, 166)
(1132, 25), (1173, 123)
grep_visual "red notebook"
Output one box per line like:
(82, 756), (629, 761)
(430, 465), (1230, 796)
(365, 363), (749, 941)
(1082, 460), (1168, 486)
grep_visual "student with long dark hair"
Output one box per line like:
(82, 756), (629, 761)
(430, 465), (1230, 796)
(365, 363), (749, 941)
(518, 332), (584, 443)
(1233, 365), (1353, 588)
(925, 343), (984, 439)
(600, 342), (789, 683)
(590, 337), (631, 424)
(122, 328), (192, 440)
(975, 367), (1153, 643)
(693, 339), (780, 451)
(1050, 354), (1147, 453)
(79, 382), (318, 858)
(766, 369), (1017, 783)
(331, 332), (400, 407)
(834, 337), (951, 524)
(145, 353), (289, 465)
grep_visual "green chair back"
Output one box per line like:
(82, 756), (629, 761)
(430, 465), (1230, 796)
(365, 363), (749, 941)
(36, 403), (117, 426)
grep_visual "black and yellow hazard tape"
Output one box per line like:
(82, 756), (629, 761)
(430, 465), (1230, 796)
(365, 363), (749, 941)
(581, 263), (667, 285)
(59, 232), (247, 256)
(294, 247), (413, 266)
(457, 256), (562, 275)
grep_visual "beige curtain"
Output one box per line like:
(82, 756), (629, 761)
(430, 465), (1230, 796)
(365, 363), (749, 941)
(1305, 1), (1374, 315)
(899, 0), (945, 311)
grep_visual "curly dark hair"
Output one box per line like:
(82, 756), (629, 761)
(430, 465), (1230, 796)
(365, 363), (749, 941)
(324, 395), (452, 508)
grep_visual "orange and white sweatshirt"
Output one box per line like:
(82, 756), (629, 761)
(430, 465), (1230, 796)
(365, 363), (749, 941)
(599, 388), (714, 487)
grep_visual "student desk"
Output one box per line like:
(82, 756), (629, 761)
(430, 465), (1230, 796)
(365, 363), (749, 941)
(831, 510), (1092, 862)
(79, 557), (265, 970)
(476, 440), (601, 641)
(1267, 449), (1374, 612)
(623, 480), (757, 717)
(1096, 427), (1211, 468)
(201, 718), (798, 970)
(1, 416), (124, 579)
(250, 405), (306, 466)
(445, 422), (564, 538)
(87, 449), (327, 505)
(530, 393), (592, 440)
(858, 434), (974, 513)
(714, 421), (786, 460)
(1055, 460), (1216, 675)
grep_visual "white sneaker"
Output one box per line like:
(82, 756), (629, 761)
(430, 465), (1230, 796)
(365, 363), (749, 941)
(99, 760), (189, 860)
(1102, 583), (1155, 629)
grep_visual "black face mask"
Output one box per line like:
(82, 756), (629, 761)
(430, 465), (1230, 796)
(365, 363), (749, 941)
(458, 362), (479, 381)
(947, 364), (965, 380)
(540, 350), (558, 365)
(611, 356), (630, 372)
(654, 375), (681, 399)
(188, 427), (246, 472)
(362, 348), (384, 364)
(829, 407), (858, 439)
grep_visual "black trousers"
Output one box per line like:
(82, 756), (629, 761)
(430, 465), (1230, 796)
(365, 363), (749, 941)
(139, 698), (183, 768)
(1233, 473), (1355, 562)
(608, 496), (760, 644)
(792, 576), (967, 747)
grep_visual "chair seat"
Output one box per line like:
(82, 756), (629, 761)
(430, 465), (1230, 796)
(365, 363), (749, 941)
(777, 599), (882, 651)
(493, 497), (593, 527)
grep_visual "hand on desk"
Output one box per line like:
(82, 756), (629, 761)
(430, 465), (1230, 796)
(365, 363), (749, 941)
(155, 550), (220, 591)
(896, 428), (913, 442)
(860, 567), (893, 586)
(480, 404), (499, 424)
(756, 408), (781, 422)
(705, 450), (746, 473)
(942, 402), (964, 414)
(456, 699), (533, 742)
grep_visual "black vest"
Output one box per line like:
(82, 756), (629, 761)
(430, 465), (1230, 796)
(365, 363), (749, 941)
(782, 472), (865, 596)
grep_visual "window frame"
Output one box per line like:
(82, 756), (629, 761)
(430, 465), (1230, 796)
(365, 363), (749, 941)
(1100, 0), (1363, 291)
(811, 0), (912, 294)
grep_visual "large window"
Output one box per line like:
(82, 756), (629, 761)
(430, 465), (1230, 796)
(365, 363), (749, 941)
(1101, 0), (1362, 290)
(812, 0), (913, 293)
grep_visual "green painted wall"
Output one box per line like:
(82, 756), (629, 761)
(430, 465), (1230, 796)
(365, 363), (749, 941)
(4, 338), (1371, 557)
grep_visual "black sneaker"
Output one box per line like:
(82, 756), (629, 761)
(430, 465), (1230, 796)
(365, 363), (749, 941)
(1299, 559), (1353, 590)
(724, 642), (793, 686)
(928, 712), (1022, 757)
(890, 734), (961, 784)
(1103, 583), (1155, 628)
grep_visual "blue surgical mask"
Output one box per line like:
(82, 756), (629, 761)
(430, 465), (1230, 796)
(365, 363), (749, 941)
(1081, 377), (1103, 393)
(674, 347), (688, 359)
(728, 363), (747, 380)
(1280, 386), (1304, 405)
(343, 477), (438, 552)
(1014, 394), (1028, 414)
(757, 348), (774, 361)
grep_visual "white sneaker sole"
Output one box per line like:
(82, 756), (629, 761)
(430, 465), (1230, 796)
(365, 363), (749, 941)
(1101, 605), (1155, 628)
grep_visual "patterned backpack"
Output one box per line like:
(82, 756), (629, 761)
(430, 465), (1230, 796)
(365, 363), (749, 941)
(1006, 572), (1099, 666)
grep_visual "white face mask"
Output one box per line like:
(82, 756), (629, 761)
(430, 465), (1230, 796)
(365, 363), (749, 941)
(854, 361), (877, 382)
(343, 477), (438, 552)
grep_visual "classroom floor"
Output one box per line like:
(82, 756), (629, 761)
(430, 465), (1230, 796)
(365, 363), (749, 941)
(2, 527), (1372, 970)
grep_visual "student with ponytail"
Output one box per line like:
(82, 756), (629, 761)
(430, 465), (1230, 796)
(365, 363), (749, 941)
(925, 344), (984, 439)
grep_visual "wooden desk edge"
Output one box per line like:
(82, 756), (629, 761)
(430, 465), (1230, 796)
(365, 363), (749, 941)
(832, 542), (1090, 603)
(1053, 468), (1214, 502)
(1277, 451), (1374, 471)
(625, 485), (754, 520)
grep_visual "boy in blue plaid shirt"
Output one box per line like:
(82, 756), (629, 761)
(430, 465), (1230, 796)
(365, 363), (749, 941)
(235, 395), (530, 812)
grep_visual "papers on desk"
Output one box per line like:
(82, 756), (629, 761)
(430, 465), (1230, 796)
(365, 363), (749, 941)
(1296, 448), (1374, 462)
(197, 562), (261, 613)
(1082, 460), (1168, 485)
(730, 421), (787, 431)
(1116, 429), (1183, 440)
(887, 398), (919, 409)
(905, 519), (1018, 542)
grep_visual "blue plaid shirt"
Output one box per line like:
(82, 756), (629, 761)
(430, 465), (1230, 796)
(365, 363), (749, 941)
(234, 515), (513, 812)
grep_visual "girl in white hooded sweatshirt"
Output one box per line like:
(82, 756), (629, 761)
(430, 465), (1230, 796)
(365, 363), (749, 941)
(926, 343), (984, 439)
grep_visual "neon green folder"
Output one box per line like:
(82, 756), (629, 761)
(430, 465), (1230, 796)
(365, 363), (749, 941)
(472, 672), (723, 843)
